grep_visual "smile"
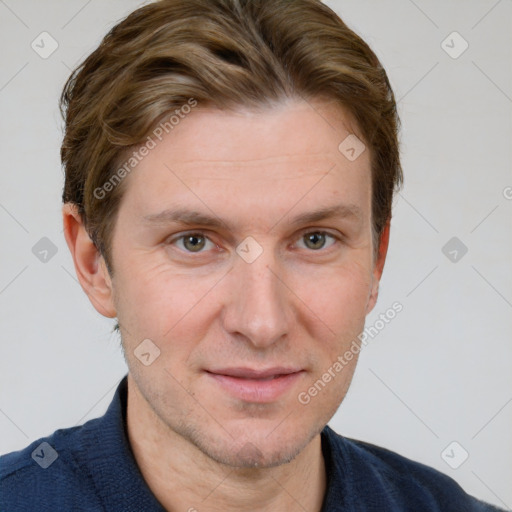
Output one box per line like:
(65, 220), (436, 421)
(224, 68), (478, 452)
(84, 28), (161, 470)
(205, 367), (305, 403)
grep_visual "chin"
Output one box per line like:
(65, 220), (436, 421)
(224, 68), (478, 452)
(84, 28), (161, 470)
(179, 418), (323, 470)
(198, 438), (302, 469)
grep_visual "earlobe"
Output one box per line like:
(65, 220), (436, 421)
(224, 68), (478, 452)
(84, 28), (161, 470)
(366, 220), (391, 314)
(62, 203), (117, 318)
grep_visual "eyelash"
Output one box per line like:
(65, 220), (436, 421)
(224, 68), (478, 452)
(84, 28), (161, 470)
(168, 230), (340, 254)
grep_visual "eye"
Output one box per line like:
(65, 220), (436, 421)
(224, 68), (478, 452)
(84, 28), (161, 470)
(296, 231), (337, 251)
(173, 232), (216, 253)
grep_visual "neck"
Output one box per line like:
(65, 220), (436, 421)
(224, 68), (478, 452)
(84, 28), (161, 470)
(126, 375), (327, 512)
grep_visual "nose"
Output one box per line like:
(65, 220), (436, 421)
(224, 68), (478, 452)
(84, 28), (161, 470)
(220, 247), (291, 350)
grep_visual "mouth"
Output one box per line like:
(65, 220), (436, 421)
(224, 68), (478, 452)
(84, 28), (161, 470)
(205, 367), (305, 403)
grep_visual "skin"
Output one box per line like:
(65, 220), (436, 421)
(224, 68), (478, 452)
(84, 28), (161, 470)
(63, 98), (389, 512)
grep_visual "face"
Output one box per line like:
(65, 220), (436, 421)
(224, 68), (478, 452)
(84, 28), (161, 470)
(102, 98), (385, 468)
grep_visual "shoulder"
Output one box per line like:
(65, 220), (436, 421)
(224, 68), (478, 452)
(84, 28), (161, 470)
(0, 417), (104, 511)
(322, 426), (504, 511)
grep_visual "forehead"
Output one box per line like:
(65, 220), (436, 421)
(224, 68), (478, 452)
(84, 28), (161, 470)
(117, 98), (372, 223)
(146, 99), (363, 165)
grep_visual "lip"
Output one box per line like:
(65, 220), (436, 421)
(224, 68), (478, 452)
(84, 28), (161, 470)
(205, 367), (304, 403)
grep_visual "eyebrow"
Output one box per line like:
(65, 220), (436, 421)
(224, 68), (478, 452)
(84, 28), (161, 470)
(142, 204), (363, 231)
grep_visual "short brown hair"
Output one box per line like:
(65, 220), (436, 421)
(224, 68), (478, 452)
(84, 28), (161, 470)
(60, 0), (402, 272)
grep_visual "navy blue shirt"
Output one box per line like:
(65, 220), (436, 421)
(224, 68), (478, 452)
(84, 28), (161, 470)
(0, 376), (503, 511)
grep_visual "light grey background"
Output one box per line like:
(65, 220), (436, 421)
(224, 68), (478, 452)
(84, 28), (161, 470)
(0, 0), (511, 508)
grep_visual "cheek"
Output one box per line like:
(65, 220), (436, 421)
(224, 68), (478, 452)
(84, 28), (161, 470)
(293, 257), (373, 334)
(112, 258), (222, 345)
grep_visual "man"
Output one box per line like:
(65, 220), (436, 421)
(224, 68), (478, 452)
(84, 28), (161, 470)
(0, 0), (504, 510)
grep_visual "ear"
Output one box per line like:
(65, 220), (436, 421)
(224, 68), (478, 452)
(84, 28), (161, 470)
(366, 219), (390, 314)
(62, 203), (116, 318)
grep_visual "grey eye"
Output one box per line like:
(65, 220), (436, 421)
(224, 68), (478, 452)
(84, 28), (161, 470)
(181, 234), (207, 252)
(304, 232), (326, 250)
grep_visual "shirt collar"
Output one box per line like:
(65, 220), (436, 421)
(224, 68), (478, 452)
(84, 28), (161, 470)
(85, 375), (166, 510)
